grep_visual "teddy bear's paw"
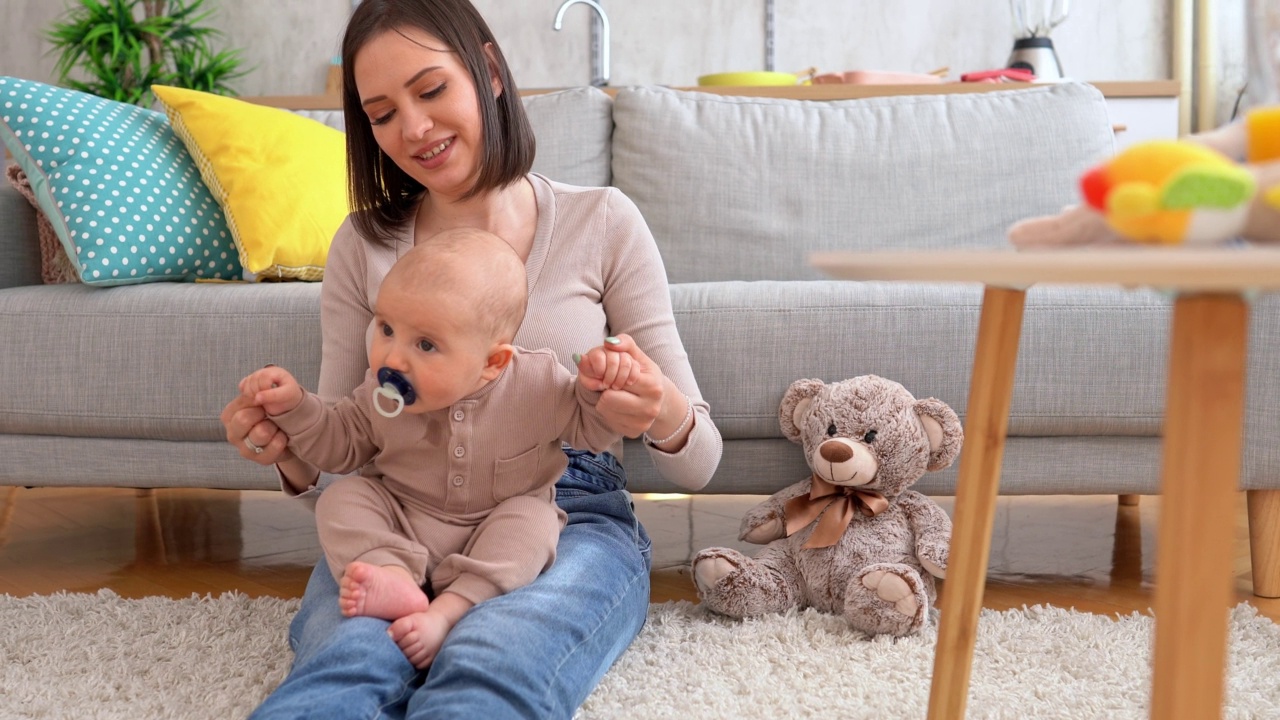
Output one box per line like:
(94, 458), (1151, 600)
(862, 569), (919, 618)
(692, 546), (804, 618)
(919, 555), (946, 579)
(692, 553), (740, 595)
(846, 563), (929, 637)
(741, 516), (784, 544)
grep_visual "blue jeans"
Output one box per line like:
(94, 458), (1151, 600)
(249, 450), (652, 720)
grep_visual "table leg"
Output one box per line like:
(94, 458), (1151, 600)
(1150, 293), (1248, 720)
(1247, 490), (1280, 598)
(927, 286), (1026, 720)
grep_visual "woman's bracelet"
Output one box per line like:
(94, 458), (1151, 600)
(643, 394), (694, 447)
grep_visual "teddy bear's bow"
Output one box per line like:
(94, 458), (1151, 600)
(784, 475), (889, 549)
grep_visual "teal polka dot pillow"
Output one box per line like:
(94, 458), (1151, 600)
(0, 76), (242, 285)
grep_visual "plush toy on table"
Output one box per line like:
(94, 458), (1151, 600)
(1009, 106), (1280, 248)
(691, 375), (962, 638)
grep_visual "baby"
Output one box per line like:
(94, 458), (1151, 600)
(239, 227), (639, 668)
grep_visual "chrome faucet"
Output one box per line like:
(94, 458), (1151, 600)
(553, 0), (610, 87)
(764, 0), (775, 71)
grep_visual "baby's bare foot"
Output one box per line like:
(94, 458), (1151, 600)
(388, 609), (452, 669)
(338, 562), (429, 620)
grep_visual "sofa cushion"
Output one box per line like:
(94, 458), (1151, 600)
(671, 280), (1172, 441)
(611, 83), (1115, 283)
(0, 76), (242, 285)
(617, 436), (1165, 496)
(154, 85), (347, 282)
(0, 277), (1176, 444)
(8, 279), (1280, 495)
(521, 87), (613, 187)
(0, 283), (321, 441)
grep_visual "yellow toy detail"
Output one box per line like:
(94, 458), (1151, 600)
(1246, 106), (1280, 164)
(1249, 107), (1280, 210)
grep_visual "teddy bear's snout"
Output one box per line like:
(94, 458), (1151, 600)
(820, 442), (853, 463)
(812, 438), (877, 485)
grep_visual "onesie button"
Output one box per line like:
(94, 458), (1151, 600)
(453, 410), (465, 422)
(452, 476), (464, 486)
(454, 446), (465, 458)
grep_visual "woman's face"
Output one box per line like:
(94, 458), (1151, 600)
(353, 27), (499, 201)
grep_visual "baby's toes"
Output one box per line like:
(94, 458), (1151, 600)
(396, 634), (421, 658)
(388, 618), (411, 642)
(391, 631), (428, 667)
(406, 646), (432, 669)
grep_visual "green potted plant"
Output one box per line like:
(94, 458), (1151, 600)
(46, 0), (246, 106)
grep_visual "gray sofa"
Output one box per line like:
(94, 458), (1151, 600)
(3, 83), (1279, 594)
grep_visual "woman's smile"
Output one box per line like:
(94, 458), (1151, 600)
(413, 136), (455, 170)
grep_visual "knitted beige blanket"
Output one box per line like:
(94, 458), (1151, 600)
(5, 161), (78, 284)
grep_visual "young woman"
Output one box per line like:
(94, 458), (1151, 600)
(219, 0), (722, 716)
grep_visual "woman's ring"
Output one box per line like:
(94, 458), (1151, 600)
(244, 437), (264, 455)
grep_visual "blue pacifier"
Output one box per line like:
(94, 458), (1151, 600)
(374, 367), (416, 418)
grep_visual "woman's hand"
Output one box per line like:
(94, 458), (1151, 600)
(220, 391), (293, 466)
(592, 334), (664, 438)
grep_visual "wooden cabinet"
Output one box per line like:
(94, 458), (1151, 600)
(1093, 81), (1181, 151)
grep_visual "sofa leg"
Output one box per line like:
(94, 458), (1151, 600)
(1247, 489), (1280, 598)
(0, 486), (16, 546)
(1118, 494), (1140, 507)
(1110, 496), (1143, 588)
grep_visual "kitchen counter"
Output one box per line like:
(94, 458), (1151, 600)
(248, 80), (1178, 110)
(529, 79), (1178, 100)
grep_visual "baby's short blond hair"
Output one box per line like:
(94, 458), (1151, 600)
(383, 228), (527, 344)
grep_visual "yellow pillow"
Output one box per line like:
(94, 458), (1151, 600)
(152, 85), (348, 281)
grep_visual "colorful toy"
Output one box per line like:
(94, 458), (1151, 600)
(1009, 106), (1280, 248)
(691, 375), (962, 638)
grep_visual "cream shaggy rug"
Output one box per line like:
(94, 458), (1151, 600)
(3, 591), (1280, 719)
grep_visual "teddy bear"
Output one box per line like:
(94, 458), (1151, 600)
(692, 375), (963, 637)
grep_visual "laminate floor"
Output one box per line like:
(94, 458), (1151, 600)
(1, 487), (1276, 623)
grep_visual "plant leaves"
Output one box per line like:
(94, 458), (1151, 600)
(44, 0), (244, 106)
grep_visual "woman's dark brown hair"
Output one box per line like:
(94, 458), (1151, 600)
(341, 0), (536, 244)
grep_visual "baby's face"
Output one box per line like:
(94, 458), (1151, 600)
(369, 283), (499, 414)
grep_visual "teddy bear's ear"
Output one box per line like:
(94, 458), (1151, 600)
(915, 397), (964, 471)
(779, 379), (825, 444)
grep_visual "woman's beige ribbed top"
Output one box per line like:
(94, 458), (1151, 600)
(314, 174), (722, 492)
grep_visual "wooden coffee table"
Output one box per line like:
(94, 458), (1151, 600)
(810, 247), (1280, 720)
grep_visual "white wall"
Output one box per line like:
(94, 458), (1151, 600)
(0, 0), (1254, 125)
(479, 0), (1175, 88)
(0, 0), (351, 100)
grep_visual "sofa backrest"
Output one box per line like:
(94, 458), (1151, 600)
(522, 87), (614, 187)
(611, 83), (1115, 284)
(291, 86), (614, 189)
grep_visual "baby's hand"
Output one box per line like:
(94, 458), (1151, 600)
(239, 365), (305, 416)
(575, 339), (641, 392)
